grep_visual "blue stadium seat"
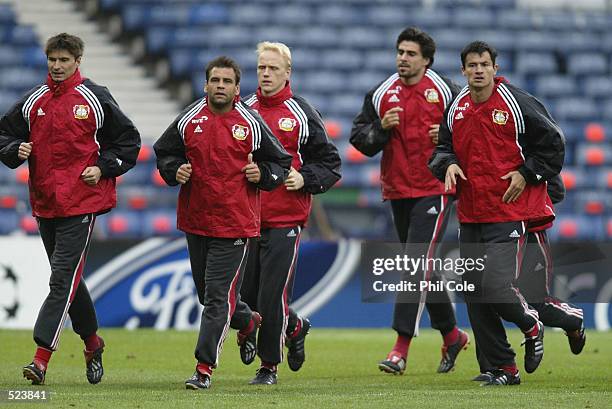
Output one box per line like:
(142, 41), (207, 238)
(117, 163), (154, 186)
(548, 215), (604, 241)
(295, 27), (340, 49)
(346, 71), (389, 94)
(434, 51), (461, 73)
(365, 6), (417, 27)
(339, 28), (387, 50)
(296, 93), (330, 116)
(206, 27), (253, 48)
(596, 167), (612, 190)
(496, 9), (533, 30)
(431, 29), (476, 51)
(538, 12), (579, 31)
(0, 209), (19, 234)
(274, 6), (313, 26)
(0, 4), (16, 24)
(0, 25), (39, 46)
(534, 76), (577, 98)
(0, 68), (45, 93)
(515, 52), (557, 75)
(326, 94), (364, 117)
(230, 5), (272, 26)
(567, 53), (608, 75)
(564, 32), (603, 53)
(320, 49), (363, 70)
(253, 27), (299, 48)
(453, 9), (496, 29)
(302, 71), (347, 94)
(584, 77), (612, 99)
(290, 48), (321, 71)
(0, 91), (20, 116)
(403, 8), (451, 30)
(315, 5), (368, 27)
(554, 98), (599, 122)
(363, 50), (395, 71)
(516, 32), (559, 52)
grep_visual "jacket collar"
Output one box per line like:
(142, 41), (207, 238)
(46, 69), (83, 95)
(256, 82), (292, 107)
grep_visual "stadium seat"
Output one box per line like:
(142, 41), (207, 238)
(19, 214), (38, 235)
(496, 9), (534, 29)
(0, 209), (18, 234)
(584, 77), (612, 99)
(516, 32), (560, 52)
(230, 5), (272, 26)
(320, 49), (363, 70)
(515, 52), (557, 74)
(453, 9), (496, 28)
(535, 76), (577, 98)
(548, 215), (603, 241)
(553, 98), (598, 121)
(538, 12), (579, 31)
(575, 143), (612, 166)
(327, 94), (365, 117)
(575, 190), (609, 215)
(296, 26), (340, 49)
(567, 53), (608, 75)
(316, 5), (368, 27)
(302, 71), (347, 94)
(339, 28), (387, 50)
(403, 8), (451, 30)
(597, 168), (612, 189)
(99, 211), (143, 238)
(583, 123), (606, 142)
(274, 6), (313, 26)
(365, 6), (416, 27)
(142, 210), (178, 236)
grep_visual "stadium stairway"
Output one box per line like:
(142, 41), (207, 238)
(5, 0), (180, 140)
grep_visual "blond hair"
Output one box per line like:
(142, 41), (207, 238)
(256, 41), (292, 69)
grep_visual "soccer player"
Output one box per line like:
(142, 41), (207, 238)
(473, 175), (585, 382)
(429, 41), (565, 385)
(239, 42), (341, 385)
(154, 56), (292, 389)
(350, 27), (469, 375)
(0, 33), (141, 385)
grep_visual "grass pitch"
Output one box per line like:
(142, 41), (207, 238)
(0, 328), (610, 408)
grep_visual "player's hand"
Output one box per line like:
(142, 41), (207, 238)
(501, 171), (526, 203)
(242, 153), (261, 183)
(429, 124), (440, 145)
(445, 164), (466, 192)
(176, 163), (192, 184)
(18, 142), (33, 160)
(285, 167), (304, 191)
(381, 107), (403, 130)
(81, 166), (102, 186)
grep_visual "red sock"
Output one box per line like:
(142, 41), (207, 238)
(391, 335), (411, 358)
(500, 364), (518, 375)
(261, 361), (277, 372)
(524, 323), (539, 338)
(442, 327), (459, 346)
(289, 318), (302, 339)
(34, 347), (52, 370)
(84, 333), (103, 351)
(196, 362), (212, 376)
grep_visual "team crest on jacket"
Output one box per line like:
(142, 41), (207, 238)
(232, 124), (249, 140)
(73, 105), (90, 120)
(278, 117), (296, 132)
(492, 109), (509, 125)
(424, 88), (439, 103)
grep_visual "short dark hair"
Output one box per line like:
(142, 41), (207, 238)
(45, 33), (84, 59)
(205, 56), (241, 85)
(461, 41), (497, 68)
(396, 27), (436, 68)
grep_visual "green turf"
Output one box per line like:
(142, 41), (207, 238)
(0, 328), (610, 408)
